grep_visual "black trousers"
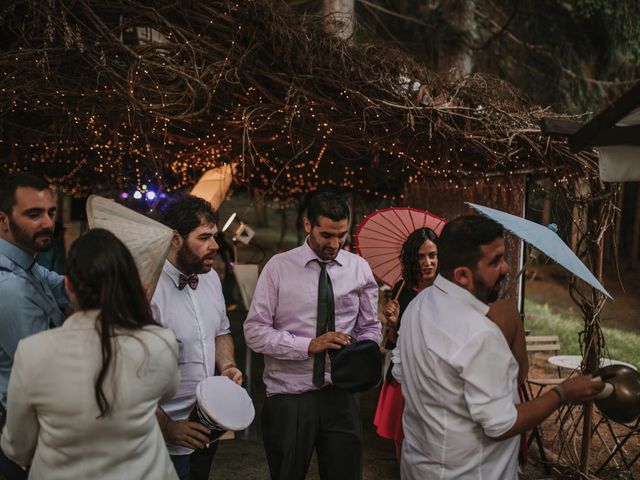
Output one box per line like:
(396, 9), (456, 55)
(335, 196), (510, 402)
(0, 405), (27, 480)
(262, 388), (362, 480)
(170, 441), (218, 480)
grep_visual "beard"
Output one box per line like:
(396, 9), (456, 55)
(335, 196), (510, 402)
(175, 242), (216, 275)
(473, 273), (505, 304)
(9, 217), (53, 253)
(308, 238), (341, 261)
(317, 245), (339, 261)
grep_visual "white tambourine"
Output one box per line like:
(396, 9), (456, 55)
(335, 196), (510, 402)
(188, 376), (255, 443)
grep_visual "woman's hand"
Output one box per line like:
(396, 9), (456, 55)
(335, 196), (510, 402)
(383, 299), (400, 326)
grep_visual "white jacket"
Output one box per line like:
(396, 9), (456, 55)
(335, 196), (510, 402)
(1, 310), (179, 480)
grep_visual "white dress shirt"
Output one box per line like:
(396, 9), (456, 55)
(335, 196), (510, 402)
(151, 260), (231, 456)
(393, 275), (520, 480)
(1, 310), (179, 480)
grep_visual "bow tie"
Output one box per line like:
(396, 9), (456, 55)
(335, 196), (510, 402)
(178, 273), (199, 290)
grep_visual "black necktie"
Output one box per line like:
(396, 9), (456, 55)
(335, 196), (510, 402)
(313, 261), (335, 387)
(178, 273), (199, 290)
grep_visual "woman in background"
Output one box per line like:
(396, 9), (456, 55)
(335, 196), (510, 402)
(374, 227), (438, 458)
(373, 227), (529, 460)
(1, 228), (179, 480)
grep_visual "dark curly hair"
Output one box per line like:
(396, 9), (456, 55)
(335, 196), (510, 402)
(161, 195), (218, 237)
(437, 215), (504, 279)
(305, 191), (349, 226)
(401, 227), (439, 289)
(0, 173), (50, 215)
(65, 228), (157, 417)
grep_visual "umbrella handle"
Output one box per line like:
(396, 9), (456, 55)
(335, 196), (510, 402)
(497, 255), (533, 299)
(393, 279), (406, 301)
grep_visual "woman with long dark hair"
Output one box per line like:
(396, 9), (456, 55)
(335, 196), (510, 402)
(373, 227), (438, 458)
(1, 228), (179, 479)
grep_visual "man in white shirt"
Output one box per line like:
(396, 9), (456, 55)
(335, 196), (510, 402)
(393, 214), (604, 479)
(152, 195), (242, 480)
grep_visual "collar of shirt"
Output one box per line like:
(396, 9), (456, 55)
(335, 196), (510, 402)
(300, 237), (345, 268)
(162, 259), (191, 289)
(0, 238), (35, 271)
(432, 274), (490, 316)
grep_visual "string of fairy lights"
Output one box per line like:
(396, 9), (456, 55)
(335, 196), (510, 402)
(0, 0), (600, 203)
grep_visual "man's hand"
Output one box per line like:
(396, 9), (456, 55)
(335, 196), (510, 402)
(308, 332), (351, 354)
(220, 366), (243, 385)
(558, 375), (605, 404)
(163, 420), (211, 450)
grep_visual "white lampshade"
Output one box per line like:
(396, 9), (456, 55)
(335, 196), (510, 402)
(190, 163), (237, 210)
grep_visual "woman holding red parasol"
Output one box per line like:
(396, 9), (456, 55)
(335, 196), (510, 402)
(356, 207), (528, 461)
(373, 228), (439, 458)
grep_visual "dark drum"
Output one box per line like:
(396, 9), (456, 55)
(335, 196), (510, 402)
(188, 402), (227, 442)
(190, 376), (256, 443)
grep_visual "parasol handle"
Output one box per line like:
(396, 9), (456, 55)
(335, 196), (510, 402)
(393, 279), (406, 301)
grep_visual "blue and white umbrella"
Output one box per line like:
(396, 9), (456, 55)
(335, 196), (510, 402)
(466, 202), (612, 300)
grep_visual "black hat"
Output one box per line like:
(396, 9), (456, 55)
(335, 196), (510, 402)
(329, 340), (382, 393)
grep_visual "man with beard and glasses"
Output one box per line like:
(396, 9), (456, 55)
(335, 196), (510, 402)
(0, 173), (71, 480)
(392, 215), (605, 479)
(151, 195), (242, 480)
(244, 191), (381, 480)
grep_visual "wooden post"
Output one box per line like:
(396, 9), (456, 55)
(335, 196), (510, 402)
(612, 184), (624, 262)
(579, 212), (606, 475)
(571, 191), (580, 252)
(580, 403), (594, 474)
(631, 186), (640, 270)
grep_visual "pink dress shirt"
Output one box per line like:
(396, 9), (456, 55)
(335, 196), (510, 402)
(243, 241), (381, 396)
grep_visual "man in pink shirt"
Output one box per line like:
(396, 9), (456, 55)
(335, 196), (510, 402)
(244, 192), (381, 480)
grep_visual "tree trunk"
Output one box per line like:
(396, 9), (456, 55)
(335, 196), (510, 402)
(277, 207), (288, 250)
(542, 178), (552, 226)
(323, 0), (355, 41)
(438, 0), (477, 78)
(253, 195), (269, 228)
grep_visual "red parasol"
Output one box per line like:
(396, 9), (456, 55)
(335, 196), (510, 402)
(354, 207), (446, 288)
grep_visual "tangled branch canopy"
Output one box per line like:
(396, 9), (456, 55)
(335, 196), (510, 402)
(0, 0), (598, 199)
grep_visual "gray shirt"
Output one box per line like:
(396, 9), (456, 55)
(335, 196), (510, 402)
(0, 238), (70, 407)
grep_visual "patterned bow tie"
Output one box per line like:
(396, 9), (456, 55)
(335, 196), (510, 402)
(178, 273), (199, 290)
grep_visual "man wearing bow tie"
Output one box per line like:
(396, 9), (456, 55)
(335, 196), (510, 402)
(151, 195), (242, 480)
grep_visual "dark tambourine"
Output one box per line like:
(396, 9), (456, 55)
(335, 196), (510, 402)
(594, 364), (640, 424)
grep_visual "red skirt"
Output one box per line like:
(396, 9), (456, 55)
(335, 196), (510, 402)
(373, 379), (404, 442)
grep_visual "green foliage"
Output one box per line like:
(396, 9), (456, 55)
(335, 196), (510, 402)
(292, 0), (640, 113)
(525, 300), (640, 369)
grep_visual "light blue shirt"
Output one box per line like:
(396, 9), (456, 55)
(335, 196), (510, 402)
(0, 238), (70, 407)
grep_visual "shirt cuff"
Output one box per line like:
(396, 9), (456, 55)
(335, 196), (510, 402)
(291, 336), (313, 360)
(478, 398), (518, 438)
